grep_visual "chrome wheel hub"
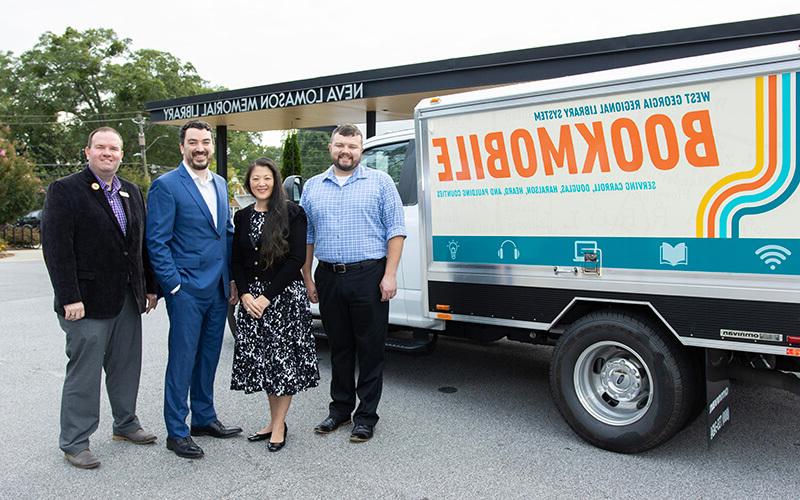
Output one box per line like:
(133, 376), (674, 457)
(573, 341), (653, 426)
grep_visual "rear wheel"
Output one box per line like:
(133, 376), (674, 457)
(550, 311), (693, 453)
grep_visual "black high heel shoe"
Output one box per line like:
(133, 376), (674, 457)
(247, 429), (272, 442)
(267, 423), (288, 452)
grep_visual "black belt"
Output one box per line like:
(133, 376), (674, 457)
(318, 258), (384, 274)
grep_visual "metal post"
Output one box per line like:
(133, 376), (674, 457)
(133, 113), (150, 183)
(366, 110), (376, 138)
(216, 125), (228, 180)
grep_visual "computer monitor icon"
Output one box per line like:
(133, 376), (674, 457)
(574, 240), (598, 262)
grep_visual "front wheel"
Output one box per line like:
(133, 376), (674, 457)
(549, 311), (694, 453)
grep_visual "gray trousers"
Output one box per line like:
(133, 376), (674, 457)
(58, 289), (143, 455)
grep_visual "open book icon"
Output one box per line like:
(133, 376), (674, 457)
(660, 242), (688, 266)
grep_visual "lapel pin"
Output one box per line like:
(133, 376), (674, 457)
(91, 182), (100, 191)
(119, 191), (130, 198)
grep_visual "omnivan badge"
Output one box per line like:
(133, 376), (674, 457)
(720, 329), (782, 342)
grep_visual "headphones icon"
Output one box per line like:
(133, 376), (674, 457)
(497, 240), (520, 260)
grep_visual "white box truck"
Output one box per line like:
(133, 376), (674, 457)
(305, 41), (800, 453)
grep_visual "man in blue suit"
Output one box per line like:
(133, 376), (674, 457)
(146, 120), (242, 459)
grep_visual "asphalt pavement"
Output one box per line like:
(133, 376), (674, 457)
(0, 249), (798, 499)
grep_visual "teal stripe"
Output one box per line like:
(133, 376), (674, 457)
(722, 72), (792, 237)
(731, 72), (800, 237)
(433, 236), (800, 275)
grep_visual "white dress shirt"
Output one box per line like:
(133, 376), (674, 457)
(183, 162), (218, 227)
(172, 163), (218, 295)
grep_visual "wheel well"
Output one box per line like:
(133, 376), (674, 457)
(551, 300), (705, 409)
(550, 300), (675, 342)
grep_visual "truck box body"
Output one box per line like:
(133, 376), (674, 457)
(416, 43), (800, 357)
(400, 43), (800, 452)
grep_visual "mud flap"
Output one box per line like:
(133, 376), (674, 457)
(705, 348), (731, 447)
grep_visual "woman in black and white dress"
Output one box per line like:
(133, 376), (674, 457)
(230, 157), (319, 452)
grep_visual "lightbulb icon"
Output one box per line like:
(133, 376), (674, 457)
(447, 240), (460, 260)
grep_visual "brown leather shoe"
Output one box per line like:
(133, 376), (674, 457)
(64, 449), (100, 469)
(113, 428), (157, 444)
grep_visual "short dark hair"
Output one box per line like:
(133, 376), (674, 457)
(86, 127), (123, 148)
(180, 120), (213, 144)
(330, 124), (362, 142)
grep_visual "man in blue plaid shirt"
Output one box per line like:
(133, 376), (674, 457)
(301, 124), (406, 443)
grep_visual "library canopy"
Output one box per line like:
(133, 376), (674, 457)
(145, 14), (800, 177)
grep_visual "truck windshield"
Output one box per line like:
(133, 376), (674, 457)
(361, 141), (407, 189)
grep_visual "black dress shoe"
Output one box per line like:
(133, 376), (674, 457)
(166, 436), (204, 458)
(314, 416), (351, 434)
(190, 419), (243, 439)
(349, 423), (374, 443)
(267, 424), (288, 452)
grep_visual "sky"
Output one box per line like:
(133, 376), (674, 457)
(2, 0), (798, 144)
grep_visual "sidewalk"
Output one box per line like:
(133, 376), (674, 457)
(0, 248), (43, 263)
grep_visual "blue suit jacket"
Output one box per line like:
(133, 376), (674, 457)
(146, 163), (233, 299)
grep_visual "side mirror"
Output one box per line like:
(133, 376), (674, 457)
(283, 175), (303, 203)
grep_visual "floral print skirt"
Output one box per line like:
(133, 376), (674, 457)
(231, 279), (319, 395)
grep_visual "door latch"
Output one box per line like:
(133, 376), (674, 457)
(581, 249), (602, 276)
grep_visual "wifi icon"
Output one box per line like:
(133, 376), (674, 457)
(754, 244), (792, 271)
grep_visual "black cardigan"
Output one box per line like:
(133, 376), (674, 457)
(231, 201), (307, 301)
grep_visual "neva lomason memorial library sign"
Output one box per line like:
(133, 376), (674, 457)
(159, 83), (364, 121)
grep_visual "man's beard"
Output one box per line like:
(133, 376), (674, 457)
(333, 153), (358, 172)
(186, 153), (210, 170)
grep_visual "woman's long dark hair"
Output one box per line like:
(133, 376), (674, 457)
(244, 157), (289, 268)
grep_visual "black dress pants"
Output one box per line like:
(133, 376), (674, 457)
(315, 259), (388, 426)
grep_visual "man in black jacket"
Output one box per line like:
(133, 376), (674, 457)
(42, 127), (158, 469)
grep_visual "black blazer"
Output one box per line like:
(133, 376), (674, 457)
(42, 167), (157, 319)
(231, 201), (307, 301)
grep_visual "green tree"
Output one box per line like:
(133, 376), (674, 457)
(297, 129), (331, 178)
(280, 131), (302, 179)
(1, 27), (268, 192)
(262, 145), (283, 167)
(0, 51), (13, 116)
(109, 48), (212, 187)
(7, 28), (128, 174)
(4, 28), (210, 188)
(0, 128), (42, 224)
(226, 131), (282, 177)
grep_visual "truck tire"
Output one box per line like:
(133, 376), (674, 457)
(549, 311), (693, 453)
